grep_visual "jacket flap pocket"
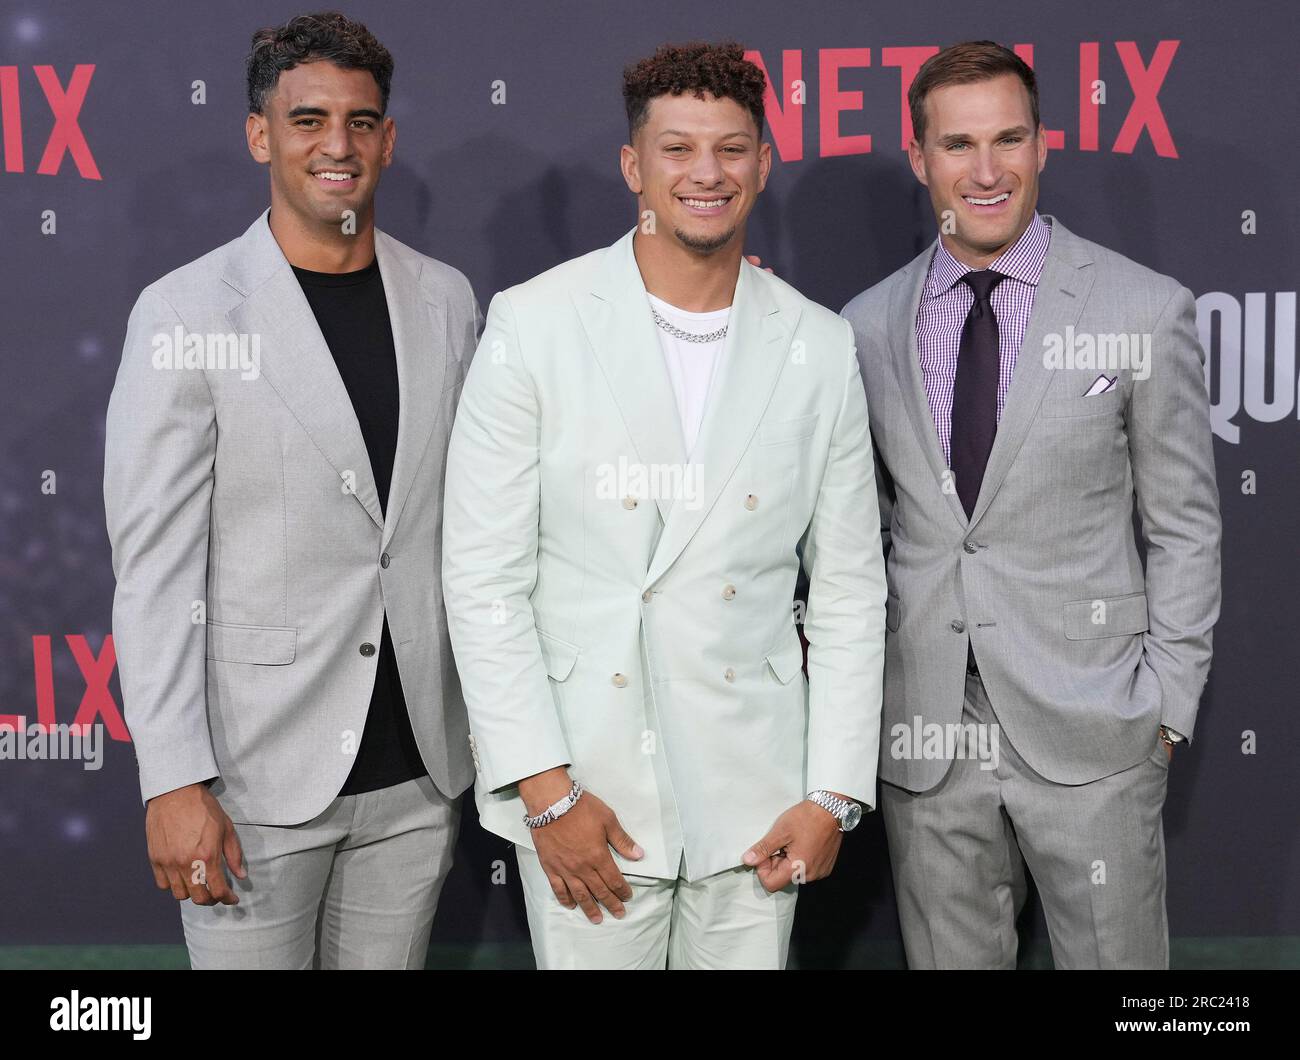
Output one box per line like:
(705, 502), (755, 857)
(1063, 593), (1149, 640)
(765, 634), (805, 684)
(537, 628), (580, 681)
(206, 620), (297, 664)
(759, 412), (819, 445)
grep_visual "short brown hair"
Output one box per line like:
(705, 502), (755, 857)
(908, 40), (1039, 145)
(622, 41), (766, 142)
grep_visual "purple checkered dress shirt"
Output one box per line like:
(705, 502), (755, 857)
(916, 212), (1052, 466)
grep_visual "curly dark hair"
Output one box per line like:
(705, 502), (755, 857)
(246, 11), (394, 115)
(622, 42), (766, 142)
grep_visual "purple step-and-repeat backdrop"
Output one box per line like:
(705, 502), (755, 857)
(1, 1), (1295, 962)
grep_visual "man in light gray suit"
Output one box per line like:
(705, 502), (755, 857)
(103, 13), (477, 968)
(842, 41), (1220, 968)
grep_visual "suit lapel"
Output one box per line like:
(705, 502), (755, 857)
(967, 216), (1094, 528)
(376, 230), (446, 550)
(643, 257), (792, 589)
(890, 246), (970, 531)
(575, 229), (687, 527)
(224, 212), (383, 531)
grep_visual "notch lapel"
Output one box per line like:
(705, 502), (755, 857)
(376, 230), (446, 550)
(889, 246), (970, 531)
(224, 212), (383, 531)
(967, 217), (1094, 528)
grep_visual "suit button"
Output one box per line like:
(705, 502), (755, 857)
(611, 673), (628, 688)
(962, 542), (977, 555)
(642, 590), (653, 603)
(724, 667), (735, 682)
(622, 496), (638, 510)
(722, 584), (736, 600)
(950, 620), (965, 634)
(380, 552), (391, 568)
(360, 642), (376, 656)
(745, 494), (758, 510)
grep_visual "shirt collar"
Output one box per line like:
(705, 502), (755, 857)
(924, 211), (1052, 298)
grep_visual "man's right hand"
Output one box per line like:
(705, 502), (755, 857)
(145, 782), (245, 906)
(519, 767), (643, 924)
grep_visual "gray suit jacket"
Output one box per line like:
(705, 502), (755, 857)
(104, 210), (479, 823)
(842, 215), (1221, 792)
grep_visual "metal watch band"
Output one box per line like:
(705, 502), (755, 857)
(1159, 725), (1186, 746)
(806, 789), (855, 830)
(522, 780), (583, 829)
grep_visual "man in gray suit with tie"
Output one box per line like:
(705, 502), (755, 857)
(842, 41), (1221, 968)
(103, 13), (477, 968)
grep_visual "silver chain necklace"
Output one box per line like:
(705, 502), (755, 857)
(651, 306), (728, 344)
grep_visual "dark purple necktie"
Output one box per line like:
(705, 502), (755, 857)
(950, 269), (1006, 518)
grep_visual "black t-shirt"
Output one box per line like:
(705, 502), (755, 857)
(291, 257), (428, 795)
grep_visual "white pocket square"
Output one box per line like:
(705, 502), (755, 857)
(1084, 374), (1117, 397)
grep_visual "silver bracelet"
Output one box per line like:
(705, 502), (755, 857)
(522, 780), (583, 829)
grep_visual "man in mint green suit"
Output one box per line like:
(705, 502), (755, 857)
(442, 43), (886, 969)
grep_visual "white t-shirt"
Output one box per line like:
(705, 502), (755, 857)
(647, 293), (730, 455)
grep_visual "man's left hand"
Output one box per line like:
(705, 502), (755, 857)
(742, 798), (844, 893)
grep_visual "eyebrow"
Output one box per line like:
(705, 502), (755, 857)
(657, 129), (755, 141)
(286, 106), (384, 121)
(935, 125), (1032, 146)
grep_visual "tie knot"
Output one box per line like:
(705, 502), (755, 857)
(961, 269), (1006, 302)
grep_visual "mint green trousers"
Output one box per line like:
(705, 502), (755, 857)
(515, 844), (798, 969)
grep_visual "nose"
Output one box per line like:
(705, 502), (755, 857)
(687, 148), (725, 188)
(969, 144), (1001, 189)
(318, 119), (355, 163)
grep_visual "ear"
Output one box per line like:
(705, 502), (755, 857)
(757, 139), (772, 192)
(906, 137), (928, 187)
(381, 115), (396, 168)
(246, 112), (271, 164)
(1035, 122), (1048, 174)
(619, 142), (641, 195)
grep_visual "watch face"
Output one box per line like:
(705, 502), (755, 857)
(842, 802), (862, 831)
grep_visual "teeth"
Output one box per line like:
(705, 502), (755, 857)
(965, 193), (1009, 206)
(316, 172), (354, 181)
(682, 197), (730, 208)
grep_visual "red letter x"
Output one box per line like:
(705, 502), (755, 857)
(34, 64), (101, 179)
(1113, 41), (1179, 158)
(66, 634), (129, 741)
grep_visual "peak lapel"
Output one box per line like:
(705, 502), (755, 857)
(643, 260), (792, 589)
(574, 229), (686, 526)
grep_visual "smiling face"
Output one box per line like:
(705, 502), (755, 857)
(621, 91), (770, 255)
(908, 73), (1046, 268)
(246, 60), (394, 232)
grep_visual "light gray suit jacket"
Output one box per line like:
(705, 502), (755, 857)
(104, 210), (479, 824)
(842, 216), (1221, 792)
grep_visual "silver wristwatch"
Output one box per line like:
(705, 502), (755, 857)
(805, 790), (863, 832)
(523, 780), (584, 829)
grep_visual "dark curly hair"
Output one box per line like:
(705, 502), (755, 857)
(246, 11), (394, 115)
(622, 42), (766, 142)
